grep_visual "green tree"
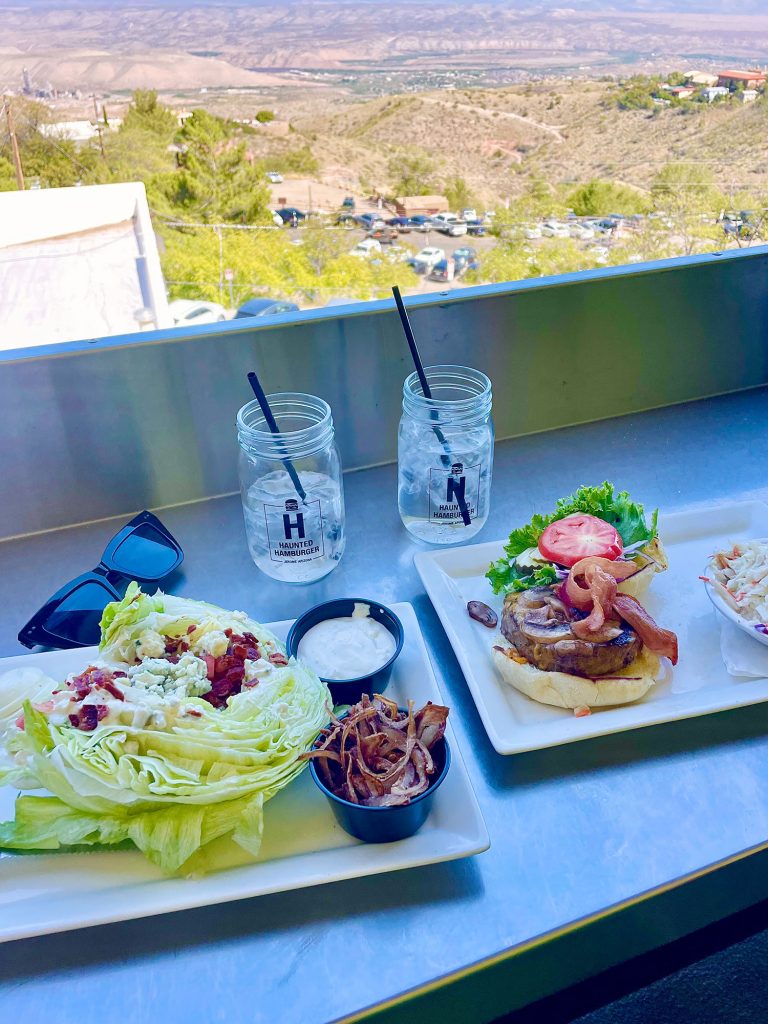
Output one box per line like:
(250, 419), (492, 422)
(651, 163), (726, 254)
(167, 110), (271, 223)
(388, 151), (437, 196)
(255, 110), (275, 123)
(121, 90), (178, 138)
(161, 226), (416, 306)
(568, 179), (649, 217)
(444, 176), (476, 212)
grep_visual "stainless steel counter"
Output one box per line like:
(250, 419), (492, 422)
(2, 386), (768, 1024)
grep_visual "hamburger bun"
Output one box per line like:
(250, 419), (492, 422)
(492, 643), (661, 710)
(618, 538), (668, 602)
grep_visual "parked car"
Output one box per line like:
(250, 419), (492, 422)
(409, 246), (445, 271)
(542, 221), (570, 238)
(466, 220), (486, 237)
(460, 208), (477, 222)
(266, 171), (283, 184)
(235, 299), (300, 318)
(524, 226), (542, 240)
(384, 244), (412, 263)
(341, 196), (355, 210)
(453, 246), (477, 271)
(386, 216), (413, 232)
(570, 224), (595, 241)
(273, 207), (306, 224)
(350, 238), (382, 258)
(408, 215), (434, 232)
(367, 225), (398, 244)
(168, 299), (228, 326)
(335, 213), (357, 228)
(429, 258), (454, 282)
(357, 212), (385, 230)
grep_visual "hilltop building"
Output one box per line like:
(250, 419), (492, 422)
(0, 182), (170, 350)
(684, 71), (719, 87)
(716, 69), (766, 90)
(394, 195), (449, 216)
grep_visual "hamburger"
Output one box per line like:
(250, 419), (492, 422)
(486, 483), (678, 711)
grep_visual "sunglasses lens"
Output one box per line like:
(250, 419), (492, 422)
(110, 523), (180, 579)
(44, 579), (117, 646)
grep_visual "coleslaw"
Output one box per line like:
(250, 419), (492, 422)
(707, 541), (768, 625)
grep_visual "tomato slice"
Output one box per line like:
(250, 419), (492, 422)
(538, 513), (622, 568)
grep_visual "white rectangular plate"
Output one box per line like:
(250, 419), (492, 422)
(0, 602), (488, 942)
(415, 501), (768, 755)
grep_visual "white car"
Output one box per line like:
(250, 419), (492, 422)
(412, 246), (446, 269)
(384, 245), (412, 263)
(461, 208), (477, 222)
(570, 224), (595, 241)
(542, 221), (570, 238)
(524, 226), (542, 240)
(168, 299), (228, 326)
(350, 238), (382, 258)
(267, 171), (283, 183)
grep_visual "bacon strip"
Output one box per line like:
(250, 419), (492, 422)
(566, 556), (639, 610)
(613, 594), (678, 664)
(571, 565), (617, 639)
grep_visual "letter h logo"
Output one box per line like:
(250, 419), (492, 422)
(283, 499), (305, 540)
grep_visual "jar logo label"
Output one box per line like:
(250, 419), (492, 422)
(428, 462), (481, 523)
(263, 498), (325, 562)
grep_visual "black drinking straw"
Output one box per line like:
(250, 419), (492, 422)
(247, 371), (308, 504)
(391, 286), (472, 527)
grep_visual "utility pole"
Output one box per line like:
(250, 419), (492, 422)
(92, 93), (106, 161)
(4, 100), (25, 190)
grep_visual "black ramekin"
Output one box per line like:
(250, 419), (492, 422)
(308, 719), (451, 843)
(286, 598), (404, 705)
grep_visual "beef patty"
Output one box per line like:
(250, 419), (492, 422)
(501, 586), (641, 678)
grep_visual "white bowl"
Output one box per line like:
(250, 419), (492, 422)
(702, 556), (768, 649)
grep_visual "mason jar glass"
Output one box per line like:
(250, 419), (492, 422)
(398, 365), (494, 545)
(237, 393), (345, 583)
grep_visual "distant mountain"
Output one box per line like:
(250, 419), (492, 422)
(2, 1), (767, 89)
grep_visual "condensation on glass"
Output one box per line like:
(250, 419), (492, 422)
(237, 393), (345, 583)
(398, 365), (494, 545)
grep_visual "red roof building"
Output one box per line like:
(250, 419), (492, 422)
(717, 69), (766, 89)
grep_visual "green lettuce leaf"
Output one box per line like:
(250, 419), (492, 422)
(99, 583), (283, 664)
(486, 482), (658, 595)
(0, 791), (264, 875)
(486, 557), (557, 596)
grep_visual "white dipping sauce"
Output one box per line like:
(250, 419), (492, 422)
(297, 602), (397, 680)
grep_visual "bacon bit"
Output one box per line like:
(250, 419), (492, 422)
(203, 654), (216, 679)
(67, 665), (126, 702)
(268, 652), (289, 667)
(69, 704), (101, 731)
(698, 575), (711, 583)
(185, 707), (203, 717)
(574, 705), (592, 718)
(187, 624), (197, 634)
(32, 699), (56, 713)
(200, 631), (268, 707)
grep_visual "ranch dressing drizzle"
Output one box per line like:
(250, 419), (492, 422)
(297, 603), (396, 680)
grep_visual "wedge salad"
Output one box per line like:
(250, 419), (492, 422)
(0, 583), (331, 875)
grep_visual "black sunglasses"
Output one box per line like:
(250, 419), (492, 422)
(18, 511), (184, 650)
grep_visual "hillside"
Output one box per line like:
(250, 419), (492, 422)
(0, 50), (299, 92)
(292, 81), (768, 203)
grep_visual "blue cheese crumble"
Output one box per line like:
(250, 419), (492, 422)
(127, 653), (209, 699)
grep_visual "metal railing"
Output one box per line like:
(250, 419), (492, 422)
(1, 247), (767, 539)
